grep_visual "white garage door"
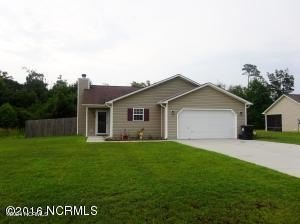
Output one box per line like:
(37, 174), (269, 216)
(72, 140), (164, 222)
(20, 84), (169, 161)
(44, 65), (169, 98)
(178, 109), (236, 139)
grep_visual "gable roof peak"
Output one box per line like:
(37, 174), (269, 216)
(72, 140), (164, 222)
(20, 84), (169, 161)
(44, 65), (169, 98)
(106, 74), (200, 103)
(159, 82), (252, 105)
(262, 94), (300, 114)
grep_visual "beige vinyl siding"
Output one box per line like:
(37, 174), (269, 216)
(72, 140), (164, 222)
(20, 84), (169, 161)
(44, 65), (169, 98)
(266, 96), (300, 131)
(77, 78), (90, 135)
(112, 77), (197, 139)
(168, 86), (246, 139)
(87, 108), (96, 136)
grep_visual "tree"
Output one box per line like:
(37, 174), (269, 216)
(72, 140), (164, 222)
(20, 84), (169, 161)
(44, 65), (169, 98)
(267, 69), (294, 100)
(44, 76), (77, 118)
(228, 85), (247, 99)
(0, 68), (79, 127)
(216, 82), (226, 89)
(0, 70), (13, 79)
(0, 103), (17, 128)
(15, 108), (33, 128)
(13, 89), (38, 108)
(242, 64), (261, 87)
(245, 79), (272, 128)
(24, 68), (48, 103)
(131, 80), (151, 88)
(0, 71), (22, 106)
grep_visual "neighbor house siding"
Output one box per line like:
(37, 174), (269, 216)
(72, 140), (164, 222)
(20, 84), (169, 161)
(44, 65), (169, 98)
(112, 77), (197, 139)
(167, 86), (246, 139)
(266, 96), (300, 131)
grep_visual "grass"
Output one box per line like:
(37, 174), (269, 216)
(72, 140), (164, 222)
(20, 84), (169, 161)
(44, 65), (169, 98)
(0, 128), (24, 137)
(256, 130), (300, 145)
(0, 136), (300, 223)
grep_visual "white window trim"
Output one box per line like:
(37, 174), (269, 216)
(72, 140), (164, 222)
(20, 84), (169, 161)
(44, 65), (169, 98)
(133, 108), (144, 121)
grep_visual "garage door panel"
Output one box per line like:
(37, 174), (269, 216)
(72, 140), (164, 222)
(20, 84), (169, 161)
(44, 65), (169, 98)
(178, 110), (236, 139)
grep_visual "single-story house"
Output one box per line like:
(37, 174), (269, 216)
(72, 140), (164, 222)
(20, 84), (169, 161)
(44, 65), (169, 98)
(263, 94), (300, 132)
(77, 74), (252, 139)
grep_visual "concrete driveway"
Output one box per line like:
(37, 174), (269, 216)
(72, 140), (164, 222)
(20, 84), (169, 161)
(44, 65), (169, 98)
(177, 139), (300, 178)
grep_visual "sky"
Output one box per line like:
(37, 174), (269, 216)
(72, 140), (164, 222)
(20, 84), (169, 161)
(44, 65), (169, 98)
(0, 0), (299, 91)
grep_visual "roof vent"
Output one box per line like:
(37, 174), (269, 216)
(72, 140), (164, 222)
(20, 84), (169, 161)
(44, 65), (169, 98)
(82, 74), (87, 78)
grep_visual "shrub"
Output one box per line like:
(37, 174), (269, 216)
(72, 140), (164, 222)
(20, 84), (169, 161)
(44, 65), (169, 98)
(0, 103), (17, 128)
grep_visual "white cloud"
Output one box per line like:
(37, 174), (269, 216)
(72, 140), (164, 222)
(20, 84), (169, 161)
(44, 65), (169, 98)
(0, 0), (299, 90)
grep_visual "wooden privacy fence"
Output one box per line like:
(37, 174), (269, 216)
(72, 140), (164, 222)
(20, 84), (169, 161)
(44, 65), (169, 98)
(25, 117), (77, 138)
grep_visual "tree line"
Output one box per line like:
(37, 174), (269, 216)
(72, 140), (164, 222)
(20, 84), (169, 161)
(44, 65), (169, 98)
(0, 69), (77, 129)
(0, 65), (295, 130)
(228, 64), (294, 128)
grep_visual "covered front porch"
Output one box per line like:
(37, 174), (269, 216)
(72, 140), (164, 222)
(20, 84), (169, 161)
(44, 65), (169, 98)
(85, 105), (112, 137)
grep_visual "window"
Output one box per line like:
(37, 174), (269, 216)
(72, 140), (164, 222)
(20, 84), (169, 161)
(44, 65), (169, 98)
(133, 108), (144, 121)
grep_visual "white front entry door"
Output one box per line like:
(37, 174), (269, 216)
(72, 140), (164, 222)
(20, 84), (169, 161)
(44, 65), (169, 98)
(178, 109), (237, 139)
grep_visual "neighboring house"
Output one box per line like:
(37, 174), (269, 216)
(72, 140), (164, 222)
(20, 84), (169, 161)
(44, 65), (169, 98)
(263, 94), (300, 132)
(77, 74), (252, 139)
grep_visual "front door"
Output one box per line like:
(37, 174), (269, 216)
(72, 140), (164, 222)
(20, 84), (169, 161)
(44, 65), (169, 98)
(97, 111), (107, 134)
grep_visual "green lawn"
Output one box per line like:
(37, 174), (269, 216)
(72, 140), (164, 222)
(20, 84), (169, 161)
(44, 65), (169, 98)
(256, 130), (300, 145)
(0, 136), (300, 223)
(0, 128), (23, 137)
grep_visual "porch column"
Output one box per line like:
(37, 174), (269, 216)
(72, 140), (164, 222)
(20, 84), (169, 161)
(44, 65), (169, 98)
(164, 104), (168, 139)
(245, 104), (247, 125)
(265, 114), (267, 131)
(109, 103), (113, 137)
(85, 107), (88, 137)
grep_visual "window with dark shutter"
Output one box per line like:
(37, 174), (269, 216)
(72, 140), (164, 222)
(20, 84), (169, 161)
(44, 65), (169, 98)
(133, 108), (144, 121)
(128, 108), (133, 121)
(144, 109), (149, 121)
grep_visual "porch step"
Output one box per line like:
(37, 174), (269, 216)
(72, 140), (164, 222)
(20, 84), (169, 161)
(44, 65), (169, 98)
(86, 136), (105, 143)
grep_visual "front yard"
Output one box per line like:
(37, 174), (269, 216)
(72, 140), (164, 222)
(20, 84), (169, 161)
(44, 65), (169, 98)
(256, 130), (300, 145)
(0, 136), (300, 223)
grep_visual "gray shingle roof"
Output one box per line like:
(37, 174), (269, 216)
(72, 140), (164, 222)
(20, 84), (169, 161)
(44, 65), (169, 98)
(287, 94), (300, 103)
(82, 85), (140, 104)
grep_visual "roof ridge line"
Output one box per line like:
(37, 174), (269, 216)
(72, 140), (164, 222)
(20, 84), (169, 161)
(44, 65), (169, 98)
(91, 84), (136, 88)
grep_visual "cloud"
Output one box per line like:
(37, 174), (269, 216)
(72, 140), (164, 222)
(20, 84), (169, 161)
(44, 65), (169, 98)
(0, 0), (299, 90)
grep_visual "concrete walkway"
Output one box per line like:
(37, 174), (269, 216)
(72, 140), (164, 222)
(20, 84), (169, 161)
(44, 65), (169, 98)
(86, 136), (105, 142)
(177, 139), (300, 178)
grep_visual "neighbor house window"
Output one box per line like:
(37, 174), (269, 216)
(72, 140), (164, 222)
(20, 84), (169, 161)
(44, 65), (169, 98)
(133, 108), (144, 121)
